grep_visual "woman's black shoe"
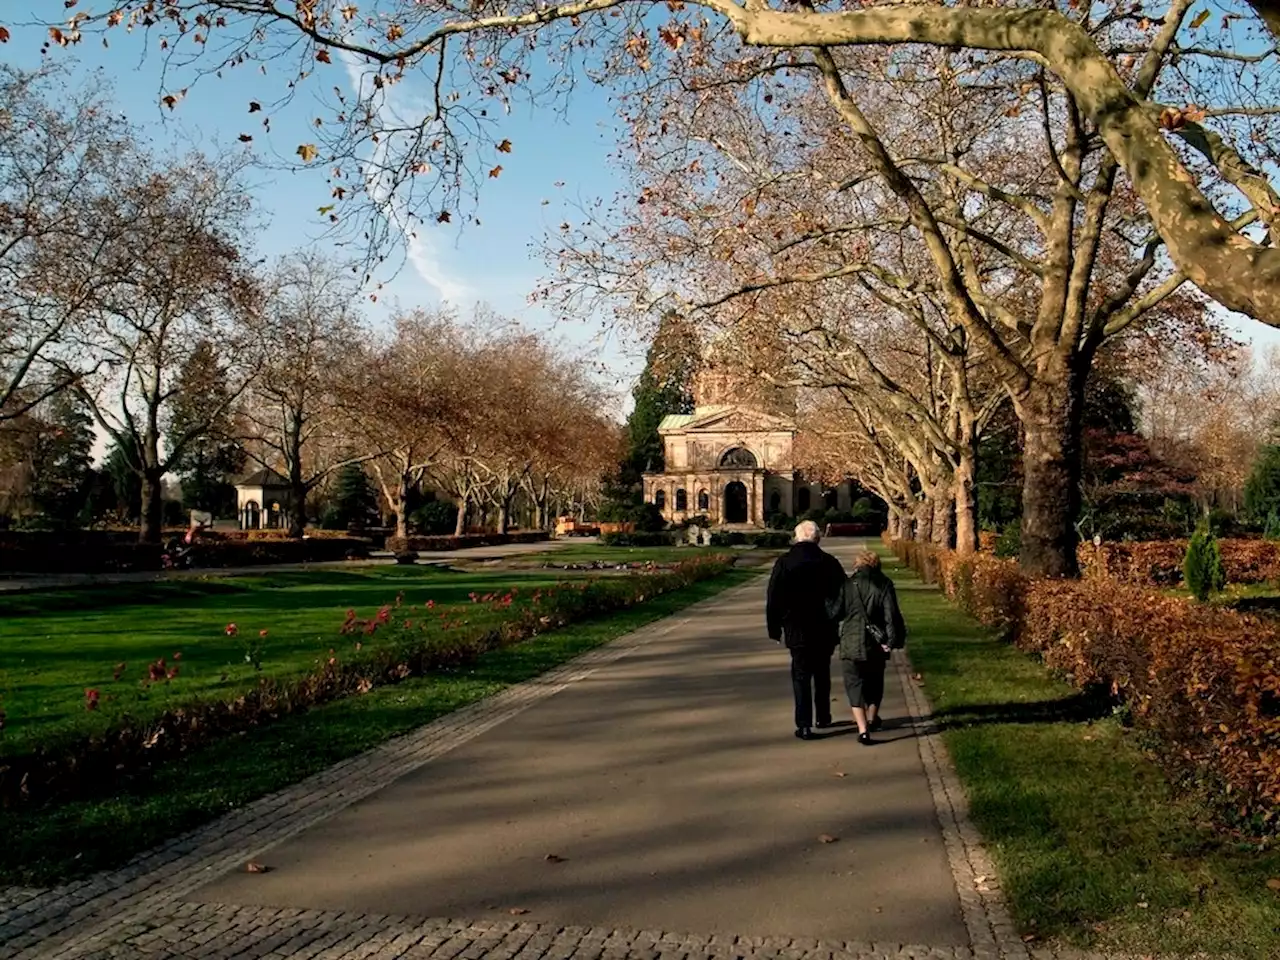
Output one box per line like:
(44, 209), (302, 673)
(795, 727), (814, 740)
(869, 716), (883, 733)
(858, 732), (874, 746)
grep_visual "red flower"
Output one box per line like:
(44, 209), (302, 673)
(259, 629), (269, 638)
(225, 623), (239, 637)
(426, 599), (435, 609)
(84, 688), (100, 711)
(166, 666), (180, 680)
(172, 651), (182, 661)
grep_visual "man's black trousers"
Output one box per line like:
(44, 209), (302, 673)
(789, 645), (833, 729)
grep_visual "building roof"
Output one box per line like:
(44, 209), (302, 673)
(236, 467), (290, 489)
(658, 406), (731, 431)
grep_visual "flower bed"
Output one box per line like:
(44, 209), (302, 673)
(0, 553), (735, 806)
(888, 537), (1280, 821)
(384, 531), (550, 553)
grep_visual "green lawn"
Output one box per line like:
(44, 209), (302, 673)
(0, 564), (758, 885)
(885, 554), (1280, 959)
(0, 564), (604, 757)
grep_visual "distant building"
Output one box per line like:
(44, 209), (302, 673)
(642, 348), (856, 528)
(234, 467), (293, 530)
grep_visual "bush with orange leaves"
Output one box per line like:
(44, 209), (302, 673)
(888, 537), (1280, 821)
(1079, 538), (1280, 587)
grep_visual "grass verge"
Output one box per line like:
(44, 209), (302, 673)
(0, 566), (756, 886)
(885, 555), (1280, 959)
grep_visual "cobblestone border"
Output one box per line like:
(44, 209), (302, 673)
(37, 902), (987, 960)
(0, 579), (758, 960)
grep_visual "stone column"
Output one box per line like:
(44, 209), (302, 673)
(753, 473), (765, 526)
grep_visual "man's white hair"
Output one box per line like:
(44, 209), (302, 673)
(794, 520), (821, 543)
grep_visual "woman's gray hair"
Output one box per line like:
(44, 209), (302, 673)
(794, 520), (821, 543)
(855, 550), (882, 570)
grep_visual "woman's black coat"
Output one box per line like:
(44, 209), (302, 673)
(828, 568), (906, 662)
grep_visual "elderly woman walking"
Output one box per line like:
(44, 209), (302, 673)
(829, 550), (906, 745)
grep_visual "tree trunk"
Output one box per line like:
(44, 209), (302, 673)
(287, 418), (307, 538)
(139, 468), (163, 544)
(914, 496), (933, 543)
(887, 510), (902, 539)
(930, 491), (951, 548)
(288, 468), (307, 539)
(498, 499), (510, 534)
(954, 439), (979, 557)
(1017, 363), (1086, 578)
(394, 472), (411, 540)
(454, 497), (468, 536)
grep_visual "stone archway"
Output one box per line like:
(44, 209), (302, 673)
(724, 481), (748, 524)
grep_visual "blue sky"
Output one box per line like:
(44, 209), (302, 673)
(2, 4), (648, 407)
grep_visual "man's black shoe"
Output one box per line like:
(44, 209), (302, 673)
(858, 732), (874, 746)
(815, 719), (833, 729)
(869, 716), (883, 733)
(795, 727), (814, 740)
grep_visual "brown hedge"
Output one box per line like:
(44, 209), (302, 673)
(890, 538), (1280, 821)
(1078, 538), (1280, 587)
(0, 532), (370, 575)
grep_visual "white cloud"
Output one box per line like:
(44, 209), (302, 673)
(339, 51), (470, 305)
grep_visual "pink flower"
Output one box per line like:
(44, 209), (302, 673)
(225, 623), (239, 637)
(259, 629), (269, 638)
(426, 600), (435, 609)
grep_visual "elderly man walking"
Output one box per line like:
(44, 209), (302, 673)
(766, 520), (847, 740)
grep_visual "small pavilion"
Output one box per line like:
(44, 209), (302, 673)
(235, 468), (293, 531)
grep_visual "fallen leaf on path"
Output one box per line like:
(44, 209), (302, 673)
(1021, 934), (1038, 943)
(545, 854), (567, 863)
(508, 907), (530, 915)
(1266, 878), (1280, 891)
(833, 772), (847, 779)
(244, 861), (270, 874)
(817, 834), (839, 844)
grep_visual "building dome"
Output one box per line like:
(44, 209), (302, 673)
(693, 337), (796, 416)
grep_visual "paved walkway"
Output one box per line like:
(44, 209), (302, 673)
(0, 545), (1102, 960)
(0, 541), (574, 594)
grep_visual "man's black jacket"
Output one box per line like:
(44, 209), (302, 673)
(766, 541), (846, 650)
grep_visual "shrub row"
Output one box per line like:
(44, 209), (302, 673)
(888, 537), (1280, 821)
(0, 536), (371, 575)
(0, 553), (735, 806)
(384, 531), (550, 553)
(1079, 538), (1280, 587)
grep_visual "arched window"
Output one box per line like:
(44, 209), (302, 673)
(769, 491), (781, 513)
(697, 489), (710, 511)
(655, 489), (667, 511)
(718, 446), (758, 470)
(675, 488), (688, 511)
(797, 487), (811, 512)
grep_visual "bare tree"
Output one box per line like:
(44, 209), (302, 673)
(69, 152), (262, 543)
(348, 308), (461, 539)
(242, 251), (370, 536)
(0, 66), (136, 421)
(33, 1), (1280, 331)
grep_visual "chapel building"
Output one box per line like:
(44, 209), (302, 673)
(641, 355), (857, 528)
